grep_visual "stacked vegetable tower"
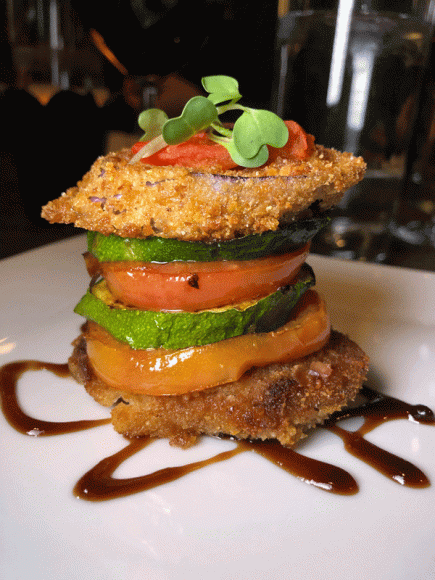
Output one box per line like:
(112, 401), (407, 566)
(42, 76), (368, 447)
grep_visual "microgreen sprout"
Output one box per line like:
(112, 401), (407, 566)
(129, 75), (289, 167)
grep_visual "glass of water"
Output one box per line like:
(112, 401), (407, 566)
(272, 0), (434, 261)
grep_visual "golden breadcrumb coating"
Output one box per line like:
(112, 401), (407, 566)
(41, 145), (366, 241)
(69, 330), (368, 448)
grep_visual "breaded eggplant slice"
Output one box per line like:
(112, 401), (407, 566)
(42, 145), (366, 242)
(69, 330), (369, 448)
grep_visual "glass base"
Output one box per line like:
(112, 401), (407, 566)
(388, 196), (435, 247)
(311, 216), (391, 263)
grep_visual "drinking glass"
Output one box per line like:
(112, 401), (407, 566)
(272, 0), (435, 261)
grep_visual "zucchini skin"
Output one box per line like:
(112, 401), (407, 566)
(87, 217), (329, 263)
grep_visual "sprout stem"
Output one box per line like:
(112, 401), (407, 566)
(129, 134), (168, 164)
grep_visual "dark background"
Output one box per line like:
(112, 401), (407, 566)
(0, 0), (278, 258)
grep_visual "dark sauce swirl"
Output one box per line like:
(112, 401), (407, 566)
(323, 386), (434, 488)
(1, 361), (433, 501)
(0, 361), (110, 435)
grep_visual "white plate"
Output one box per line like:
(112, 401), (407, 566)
(1, 235), (435, 580)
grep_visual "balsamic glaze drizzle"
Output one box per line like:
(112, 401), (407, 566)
(74, 437), (246, 501)
(0, 361), (110, 435)
(1, 361), (434, 501)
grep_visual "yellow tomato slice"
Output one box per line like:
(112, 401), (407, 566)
(99, 244), (310, 311)
(85, 290), (330, 396)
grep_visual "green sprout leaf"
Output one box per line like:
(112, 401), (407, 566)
(201, 75), (241, 105)
(162, 96), (218, 145)
(223, 140), (270, 168)
(131, 75), (289, 168)
(138, 109), (168, 142)
(233, 110), (289, 159)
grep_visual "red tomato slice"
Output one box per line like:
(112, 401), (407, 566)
(267, 121), (315, 162)
(99, 244), (310, 311)
(85, 290), (330, 396)
(131, 120), (314, 170)
(131, 132), (238, 170)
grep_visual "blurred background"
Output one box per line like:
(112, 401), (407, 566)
(0, 0), (434, 270)
(0, 0), (277, 257)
